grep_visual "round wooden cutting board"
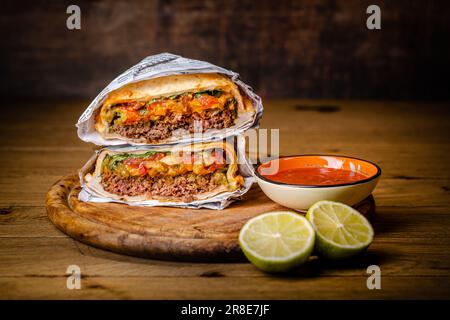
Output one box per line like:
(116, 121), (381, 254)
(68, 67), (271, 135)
(46, 175), (375, 262)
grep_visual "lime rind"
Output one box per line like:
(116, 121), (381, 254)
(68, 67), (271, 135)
(239, 211), (315, 272)
(306, 200), (374, 260)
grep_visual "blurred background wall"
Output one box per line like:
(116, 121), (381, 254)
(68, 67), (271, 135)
(1, 0), (449, 100)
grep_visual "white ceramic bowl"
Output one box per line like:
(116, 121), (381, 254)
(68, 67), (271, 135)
(254, 155), (381, 211)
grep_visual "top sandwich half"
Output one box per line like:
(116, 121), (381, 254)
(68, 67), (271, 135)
(95, 73), (255, 145)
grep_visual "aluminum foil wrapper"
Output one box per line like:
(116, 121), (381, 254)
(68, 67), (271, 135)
(78, 135), (255, 210)
(76, 52), (263, 146)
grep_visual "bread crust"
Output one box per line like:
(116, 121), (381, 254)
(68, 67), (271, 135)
(104, 73), (236, 106)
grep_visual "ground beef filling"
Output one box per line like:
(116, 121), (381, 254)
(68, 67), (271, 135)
(110, 107), (236, 143)
(101, 172), (220, 202)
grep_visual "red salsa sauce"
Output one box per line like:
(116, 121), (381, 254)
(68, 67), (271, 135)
(263, 167), (368, 186)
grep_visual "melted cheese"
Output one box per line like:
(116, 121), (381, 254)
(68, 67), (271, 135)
(103, 149), (227, 179)
(106, 92), (234, 126)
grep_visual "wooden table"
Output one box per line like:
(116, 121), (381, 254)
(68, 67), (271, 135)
(1, 100), (449, 299)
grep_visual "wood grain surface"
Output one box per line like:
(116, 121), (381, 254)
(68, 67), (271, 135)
(45, 175), (374, 262)
(1, 100), (449, 299)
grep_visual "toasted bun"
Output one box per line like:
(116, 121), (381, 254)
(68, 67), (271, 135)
(103, 73), (244, 107)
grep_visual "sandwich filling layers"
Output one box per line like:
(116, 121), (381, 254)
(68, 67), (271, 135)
(97, 147), (243, 202)
(101, 90), (238, 143)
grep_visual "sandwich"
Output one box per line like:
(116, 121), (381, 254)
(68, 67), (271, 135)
(94, 73), (254, 144)
(83, 141), (245, 203)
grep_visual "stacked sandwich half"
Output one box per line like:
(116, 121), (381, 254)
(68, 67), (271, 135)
(76, 53), (263, 209)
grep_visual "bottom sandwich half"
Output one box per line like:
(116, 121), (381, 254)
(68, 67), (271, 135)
(79, 139), (254, 209)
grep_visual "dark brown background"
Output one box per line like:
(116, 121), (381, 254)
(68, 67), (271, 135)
(1, 0), (449, 100)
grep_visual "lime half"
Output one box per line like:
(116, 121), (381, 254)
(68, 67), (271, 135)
(239, 211), (315, 273)
(306, 200), (374, 260)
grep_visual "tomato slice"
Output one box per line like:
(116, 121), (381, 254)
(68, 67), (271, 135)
(203, 149), (227, 172)
(123, 153), (166, 175)
(124, 154), (165, 166)
(211, 149), (226, 165)
(138, 163), (147, 175)
(124, 158), (142, 169)
(197, 94), (219, 109)
(119, 108), (141, 125)
(147, 153), (166, 161)
(204, 162), (224, 172)
(117, 101), (145, 110)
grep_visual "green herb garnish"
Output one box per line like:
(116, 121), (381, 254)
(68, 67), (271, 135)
(194, 89), (222, 98)
(103, 151), (169, 171)
(145, 98), (160, 106)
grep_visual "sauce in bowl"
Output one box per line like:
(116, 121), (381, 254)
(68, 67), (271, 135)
(263, 167), (368, 186)
(255, 155), (381, 210)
